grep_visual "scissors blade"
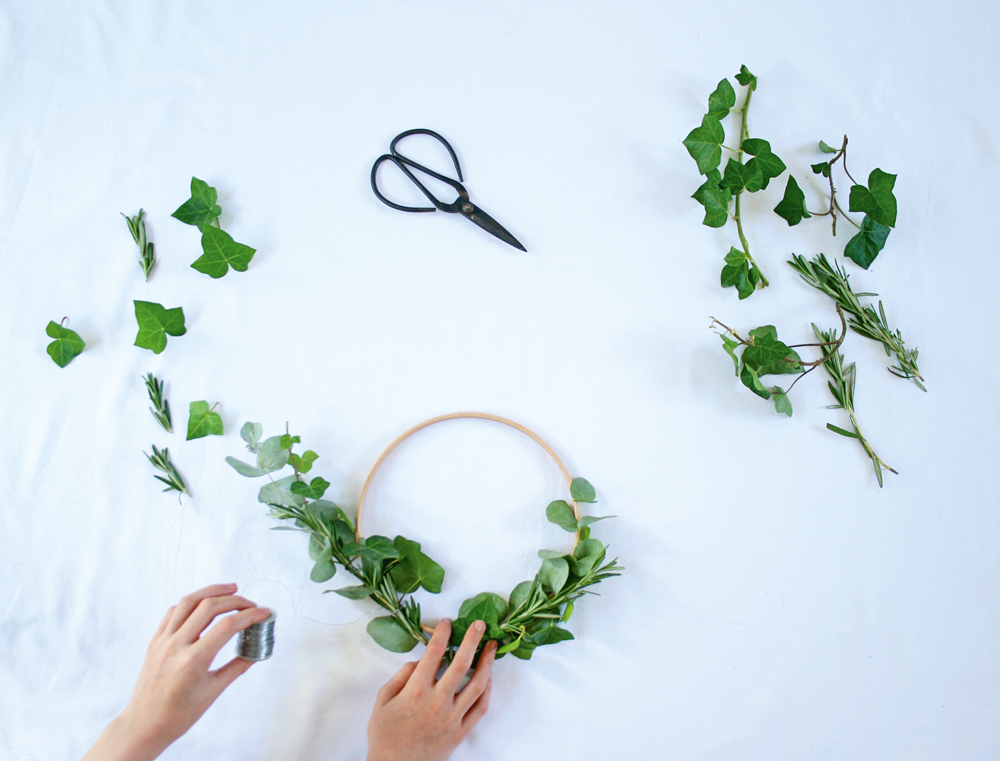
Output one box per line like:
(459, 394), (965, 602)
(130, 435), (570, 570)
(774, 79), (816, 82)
(461, 203), (527, 252)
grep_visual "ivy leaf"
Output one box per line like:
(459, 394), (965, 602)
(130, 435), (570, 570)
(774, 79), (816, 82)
(342, 535), (401, 562)
(721, 334), (740, 375)
(741, 137), (771, 155)
(171, 177), (222, 229)
(570, 477), (596, 503)
(451, 597), (504, 645)
(735, 64), (757, 91)
(720, 248), (754, 300)
(811, 161), (831, 177)
(683, 114), (725, 175)
(691, 169), (730, 228)
(773, 176), (811, 227)
(707, 78), (736, 118)
(367, 616), (417, 653)
(133, 301), (186, 354)
(289, 450), (319, 474)
(390, 536), (445, 594)
(279, 434), (300, 450)
(546, 500), (578, 532)
(848, 168), (897, 227)
(528, 622), (575, 647)
(844, 215), (891, 269)
(744, 326), (802, 376)
(458, 592), (508, 623)
(290, 477), (330, 501)
(719, 158), (763, 194)
(45, 321), (85, 367)
(191, 225), (256, 278)
(186, 401), (223, 441)
(771, 386), (793, 417)
(508, 580), (534, 612)
(744, 151), (785, 191)
(740, 364), (769, 399)
(329, 585), (372, 599)
(818, 140), (838, 154)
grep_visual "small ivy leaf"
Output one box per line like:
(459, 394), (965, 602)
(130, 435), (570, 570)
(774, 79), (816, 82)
(240, 422), (263, 449)
(511, 642), (536, 660)
(45, 321), (85, 367)
(289, 450), (319, 474)
(279, 434), (300, 450)
(720, 157), (762, 194)
(390, 536), (445, 594)
(691, 168), (730, 228)
(186, 401), (223, 440)
(451, 598), (504, 645)
(527, 622), (575, 647)
(744, 326), (802, 375)
(290, 477), (330, 501)
(773, 176), (811, 227)
(818, 140), (838, 154)
(744, 151), (785, 191)
(545, 500), (578, 532)
(225, 456), (272, 478)
(721, 334), (741, 375)
(771, 386), (793, 417)
(171, 177), (222, 229)
(367, 616), (417, 653)
(570, 477), (597, 503)
(330, 585), (372, 599)
(133, 301), (186, 354)
(720, 248), (754, 300)
(707, 78), (736, 118)
(844, 215), (891, 269)
(740, 364), (770, 399)
(682, 114), (726, 175)
(192, 225), (256, 278)
(735, 64), (757, 91)
(258, 475), (304, 508)
(811, 161), (831, 177)
(342, 535), (401, 562)
(458, 592), (508, 623)
(256, 435), (290, 471)
(741, 138), (770, 155)
(538, 557), (570, 594)
(848, 168), (897, 227)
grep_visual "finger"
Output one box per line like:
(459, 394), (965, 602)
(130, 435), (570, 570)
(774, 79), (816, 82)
(166, 583), (239, 634)
(195, 606), (271, 660)
(411, 618), (452, 686)
(375, 661), (419, 707)
(461, 676), (492, 731)
(209, 655), (254, 695)
(176, 595), (257, 643)
(455, 639), (496, 713)
(154, 605), (176, 639)
(437, 620), (485, 694)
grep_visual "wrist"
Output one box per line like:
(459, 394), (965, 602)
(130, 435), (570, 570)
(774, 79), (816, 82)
(84, 710), (169, 761)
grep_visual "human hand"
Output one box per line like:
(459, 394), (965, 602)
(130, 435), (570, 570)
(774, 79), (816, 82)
(366, 618), (497, 761)
(82, 583), (271, 761)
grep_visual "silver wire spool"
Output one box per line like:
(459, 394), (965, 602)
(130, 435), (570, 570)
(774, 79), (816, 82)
(236, 611), (276, 661)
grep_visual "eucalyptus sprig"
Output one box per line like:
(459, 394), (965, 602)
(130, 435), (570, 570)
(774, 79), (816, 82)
(775, 137), (897, 269)
(122, 209), (156, 281)
(227, 422), (621, 660)
(143, 372), (172, 432)
(685, 65), (787, 299)
(788, 254), (924, 390)
(813, 325), (897, 487)
(145, 445), (190, 499)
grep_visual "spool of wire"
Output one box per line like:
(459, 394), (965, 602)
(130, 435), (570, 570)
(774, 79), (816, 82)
(236, 611), (276, 661)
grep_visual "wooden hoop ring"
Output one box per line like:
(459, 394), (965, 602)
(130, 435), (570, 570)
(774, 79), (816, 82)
(355, 412), (582, 635)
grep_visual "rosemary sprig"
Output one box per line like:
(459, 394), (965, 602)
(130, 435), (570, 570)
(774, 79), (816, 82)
(145, 445), (190, 498)
(122, 209), (155, 281)
(143, 372), (172, 432)
(789, 253), (924, 391)
(813, 325), (897, 487)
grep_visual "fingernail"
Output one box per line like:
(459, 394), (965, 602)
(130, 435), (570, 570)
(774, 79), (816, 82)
(441, 618), (452, 625)
(227, 583), (238, 590)
(473, 620), (485, 633)
(256, 607), (271, 619)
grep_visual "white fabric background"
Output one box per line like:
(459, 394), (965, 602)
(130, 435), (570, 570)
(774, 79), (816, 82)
(2, 1), (998, 759)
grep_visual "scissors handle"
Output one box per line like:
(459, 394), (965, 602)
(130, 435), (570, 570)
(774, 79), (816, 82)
(371, 129), (467, 213)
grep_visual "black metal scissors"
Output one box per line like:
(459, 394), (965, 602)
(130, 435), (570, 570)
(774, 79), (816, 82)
(370, 129), (526, 252)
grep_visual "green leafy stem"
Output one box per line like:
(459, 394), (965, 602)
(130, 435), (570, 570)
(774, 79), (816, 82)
(813, 325), (898, 487)
(788, 253), (924, 390)
(227, 422), (622, 660)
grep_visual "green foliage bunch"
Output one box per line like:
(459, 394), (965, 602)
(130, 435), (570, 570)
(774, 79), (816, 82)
(172, 177), (256, 279)
(228, 422), (622, 659)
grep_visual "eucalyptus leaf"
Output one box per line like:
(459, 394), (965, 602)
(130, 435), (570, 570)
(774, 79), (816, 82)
(367, 616), (417, 653)
(225, 456), (272, 478)
(310, 557), (336, 583)
(508, 580), (534, 612)
(258, 475), (305, 508)
(330, 585), (372, 599)
(569, 477), (596, 503)
(240, 422), (263, 450)
(257, 436), (290, 471)
(545, 500), (578, 532)
(538, 557), (569, 594)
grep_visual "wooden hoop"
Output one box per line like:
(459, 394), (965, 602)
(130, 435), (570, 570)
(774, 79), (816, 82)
(356, 411), (581, 541)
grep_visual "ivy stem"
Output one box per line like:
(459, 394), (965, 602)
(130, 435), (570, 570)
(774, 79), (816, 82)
(731, 85), (768, 288)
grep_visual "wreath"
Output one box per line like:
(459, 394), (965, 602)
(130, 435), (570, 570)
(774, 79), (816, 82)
(227, 412), (622, 659)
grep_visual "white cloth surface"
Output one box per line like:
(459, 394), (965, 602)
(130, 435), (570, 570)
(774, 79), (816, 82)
(2, 1), (999, 759)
